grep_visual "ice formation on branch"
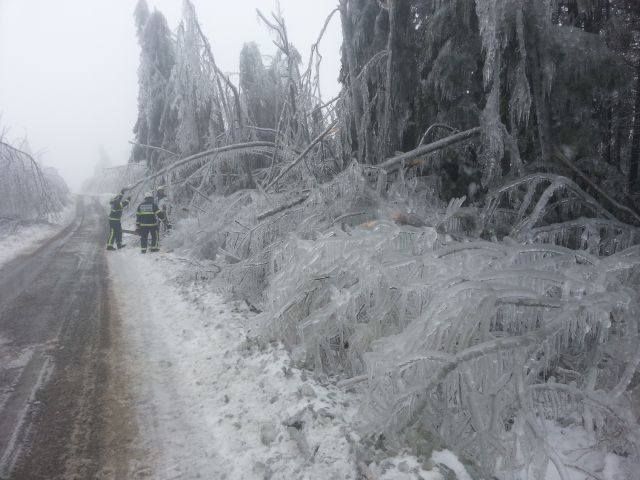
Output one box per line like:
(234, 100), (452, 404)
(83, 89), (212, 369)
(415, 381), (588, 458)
(166, 163), (640, 479)
(481, 173), (640, 254)
(255, 208), (639, 478)
(0, 139), (68, 220)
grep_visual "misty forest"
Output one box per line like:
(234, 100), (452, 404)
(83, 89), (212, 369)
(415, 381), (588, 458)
(4, 0), (640, 478)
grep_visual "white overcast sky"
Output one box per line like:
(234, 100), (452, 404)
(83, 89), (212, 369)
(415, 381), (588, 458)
(0, 0), (342, 190)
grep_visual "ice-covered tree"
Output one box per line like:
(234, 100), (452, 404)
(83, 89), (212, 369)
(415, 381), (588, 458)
(336, 0), (630, 194)
(169, 0), (243, 156)
(239, 42), (279, 141)
(130, 0), (177, 169)
(256, 10), (315, 148)
(0, 136), (68, 220)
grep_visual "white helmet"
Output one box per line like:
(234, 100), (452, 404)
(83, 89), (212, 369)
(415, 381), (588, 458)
(144, 191), (153, 199)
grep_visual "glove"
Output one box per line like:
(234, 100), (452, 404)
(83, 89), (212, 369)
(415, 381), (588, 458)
(126, 196), (131, 202)
(166, 223), (173, 230)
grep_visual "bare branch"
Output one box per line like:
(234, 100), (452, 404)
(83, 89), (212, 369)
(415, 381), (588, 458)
(377, 127), (482, 173)
(554, 148), (640, 225)
(266, 119), (338, 191)
(128, 141), (178, 157)
(131, 141), (277, 189)
(417, 123), (459, 147)
(256, 193), (310, 221)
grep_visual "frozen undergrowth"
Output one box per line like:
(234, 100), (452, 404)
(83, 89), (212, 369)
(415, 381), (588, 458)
(166, 164), (640, 479)
(481, 173), (640, 254)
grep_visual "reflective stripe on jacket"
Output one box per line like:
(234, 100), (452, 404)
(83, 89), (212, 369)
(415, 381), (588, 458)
(136, 200), (165, 227)
(108, 195), (129, 221)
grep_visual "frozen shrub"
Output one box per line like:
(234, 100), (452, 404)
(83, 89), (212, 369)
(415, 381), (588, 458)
(257, 222), (640, 478)
(480, 174), (640, 254)
(167, 160), (640, 479)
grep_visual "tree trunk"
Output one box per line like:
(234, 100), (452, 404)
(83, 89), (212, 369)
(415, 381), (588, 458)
(339, 0), (363, 158)
(629, 63), (640, 192)
(528, 37), (554, 163)
(615, 92), (623, 167)
(382, 0), (413, 157)
(605, 100), (612, 165)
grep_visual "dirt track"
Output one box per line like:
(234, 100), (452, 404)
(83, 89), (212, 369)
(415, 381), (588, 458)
(0, 196), (127, 480)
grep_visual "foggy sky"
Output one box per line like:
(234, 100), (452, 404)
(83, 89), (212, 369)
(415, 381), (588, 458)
(0, 0), (342, 190)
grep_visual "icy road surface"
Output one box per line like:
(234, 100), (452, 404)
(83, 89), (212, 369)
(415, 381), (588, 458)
(0, 196), (112, 479)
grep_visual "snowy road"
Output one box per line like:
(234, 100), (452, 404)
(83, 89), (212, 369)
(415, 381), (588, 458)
(105, 251), (360, 479)
(0, 196), (112, 479)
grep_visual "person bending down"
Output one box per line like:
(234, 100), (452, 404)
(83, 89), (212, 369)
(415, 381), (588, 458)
(136, 191), (166, 253)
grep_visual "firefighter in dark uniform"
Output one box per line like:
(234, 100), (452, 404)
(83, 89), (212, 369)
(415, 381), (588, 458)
(136, 192), (166, 253)
(155, 185), (172, 233)
(106, 188), (131, 250)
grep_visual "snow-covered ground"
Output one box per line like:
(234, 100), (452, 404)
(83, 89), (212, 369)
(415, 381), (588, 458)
(106, 249), (473, 480)
(2, 195), (631, 479)
(0, 201), (76, 269)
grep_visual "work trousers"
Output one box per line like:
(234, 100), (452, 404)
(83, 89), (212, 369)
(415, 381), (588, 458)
(107, 220), (123, 248)
(139, 226), (159, 253)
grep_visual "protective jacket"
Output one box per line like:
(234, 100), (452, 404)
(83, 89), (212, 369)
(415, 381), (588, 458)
(109, 194), (130, 221)
(136, 199), (166, 227)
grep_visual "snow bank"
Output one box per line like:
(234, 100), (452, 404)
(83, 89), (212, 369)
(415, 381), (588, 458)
(0, 200), (76, 269)
(108, 250), (358, 479)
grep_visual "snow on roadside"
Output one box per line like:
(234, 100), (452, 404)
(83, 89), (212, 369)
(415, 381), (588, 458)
(106, 249), (472, 480)
(0, 200), (76, 269)
(107, 250), (359, 479)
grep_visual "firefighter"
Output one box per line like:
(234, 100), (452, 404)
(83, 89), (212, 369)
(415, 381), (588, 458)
(106, 188), (131, 250)
(136, 191), (166, 253)
(155, 185), (172, 233)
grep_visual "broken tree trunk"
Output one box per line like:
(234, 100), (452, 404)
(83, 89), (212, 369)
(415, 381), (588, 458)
(378, 127), (481, 173)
